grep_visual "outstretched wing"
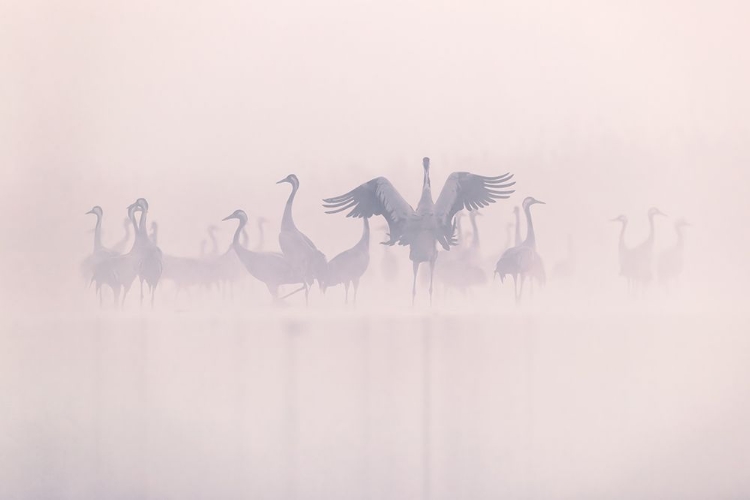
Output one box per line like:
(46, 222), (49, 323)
(323, 177), (415, 245)
(434, 172), (515, 247)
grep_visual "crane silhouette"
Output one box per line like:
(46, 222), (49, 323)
(223, 209), (308, 303)
(494, 196), (545, 302)
(110, 217), (132, 254)
(323, 157), (515, 305)
(320, 218), (370, 304)
(91, 201), (142, 308)
(513, 206), (522, 246)
(657, 218), (690, 289)
(81, 206), (117, 304)
(134, 198), (163, 308)
(277, 174), (328, 292)
(629, 207), (666, 292)
(610, 215), (633, 291)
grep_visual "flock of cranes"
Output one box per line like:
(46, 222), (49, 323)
(81, 157), (691, 309)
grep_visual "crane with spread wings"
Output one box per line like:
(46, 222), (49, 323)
(323, 157), (515, 305)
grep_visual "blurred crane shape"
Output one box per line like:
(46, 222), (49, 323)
(551, 234), (577, 279)
(134, 198), (163, 308)
(255, 217), (269, 251)
(435, 212), (487, 295)
(323, 157), (515, 305)
(629, 207), (667, 292)
(223, 209), (308, 303)
(611, 215), (633, 290)
(657, 218), (691, 290)
(277, 174), (328, 290)
(90, 202), (142, 308)
(110, 217), (132, 254)
(320, 218), (370, 304)
(81, 206), (118, 303)
(513, 206), (522, 246)
(494, 197), (545, 302)
(149, 221), (158, 246)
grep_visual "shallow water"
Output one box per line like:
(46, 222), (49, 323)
(2, 308), (748, 499)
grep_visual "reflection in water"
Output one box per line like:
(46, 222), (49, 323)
(1, 310), (749, 499)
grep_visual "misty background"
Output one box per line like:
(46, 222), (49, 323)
(2, 0), (750, 498)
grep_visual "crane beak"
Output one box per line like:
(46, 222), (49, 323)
(535, 200), (546, 205)
(222, 214), (234, 221)
(85, 209), (94, 215)
(276, 178), (288, 184)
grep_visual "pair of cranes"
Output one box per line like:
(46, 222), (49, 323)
(612, 209), (690, 292)
(87, 198), (163, 308)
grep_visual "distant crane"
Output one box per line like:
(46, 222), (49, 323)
(320, 218), (370, 304)
(81, 206), (117, 304)
(629, 207), (666, 291)
(277, 174), (328, 290)
(255, 217), (269, 251)
(610, 215), (633, 290)
(110, 217), (132, 254)
(513, 206), (522, 246)
(657, 218), (690, 289)
(222, 209), (307, 303)
(323, 157), (515, 305)
(149, 221), (158, 246)
(494, 197), (545, 302)
(91, 201), (142, 308)
(134, 198), (163, 308)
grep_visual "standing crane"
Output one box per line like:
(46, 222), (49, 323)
(494, 197), (545, 302)
(91, 201), (142, 308)
(320, 218), (370, 304)
(610, 215), (633, 291)
(134, 198), (163, 308)
(277, 174), (328, 289)
(222, 209), (307, 303)
(629, 207), (666, 291)
(513, 206), (522, 246)
(657, 218), (689, 289)
(323, 157), (515, 305)
(81, 206), (117, 304)
(255, 217), (269, 251)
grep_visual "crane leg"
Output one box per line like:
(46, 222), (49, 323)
(353, 278), (360, 306)
(150, 283), (157, 309)
(344, 282), (350, 305)
(511, 274), (518, 301)
(113, 286), (121, 309)
(412, 261), (420, 306)
(428, 257), (436, 307)
(519, 275), (526, 303)
(122, 283), (132, 309)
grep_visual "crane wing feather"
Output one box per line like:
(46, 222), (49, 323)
(434, 172), (515, 245)
(323, 177), (415, 245)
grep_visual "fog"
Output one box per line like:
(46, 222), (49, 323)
(2, 0), (750, 498)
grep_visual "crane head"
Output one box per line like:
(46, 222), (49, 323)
(85, 206), (103, 216)
(422, 157), (430, 170)
(135, 198), (149, 211)
(276, 174), (299, 188)
(512, 206), (519, 214)
(522, 196), (545, 208)
(648, 207), (666, 217)
(222, 209), (248, 223)
(610, 215), (627, 223)
(675, 218), (691, 228)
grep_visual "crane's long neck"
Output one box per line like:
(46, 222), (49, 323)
(136, 209), (149, 246)
(646, 213), (656, 248)
(358, 217), (370, 248)
(514, 210), (521, 246)
(504, 224), (513, 249)
(92, 213), (103, 252)
(470, 215), (480, 249)
(232, 217), (247, 249)
(282, 183), (298, 230)
(127, 207), (139, 251)
(675, 225), (685, 249)
(523, 204), (536, 249)
(417, 168), (434, 212)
